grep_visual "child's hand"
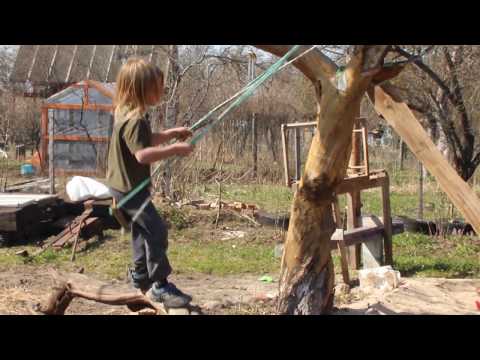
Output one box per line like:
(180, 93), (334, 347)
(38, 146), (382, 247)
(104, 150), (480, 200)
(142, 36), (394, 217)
(172, 142), (194, 157)
(170, 127), (192, 141)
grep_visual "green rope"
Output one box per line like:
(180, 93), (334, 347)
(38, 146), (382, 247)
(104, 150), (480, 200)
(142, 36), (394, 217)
(113, 45), (301, 212)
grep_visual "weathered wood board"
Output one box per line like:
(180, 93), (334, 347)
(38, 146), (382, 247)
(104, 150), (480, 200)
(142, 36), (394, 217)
(369, 85), (480, 235)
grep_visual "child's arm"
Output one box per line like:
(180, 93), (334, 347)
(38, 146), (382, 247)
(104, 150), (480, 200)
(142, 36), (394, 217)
(152, 127), (192, 146)
(135, 142), (193, 165)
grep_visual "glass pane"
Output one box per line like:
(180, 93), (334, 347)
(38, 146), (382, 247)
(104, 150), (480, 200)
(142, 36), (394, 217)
(88, 88), (112, 105)
(53, 141), (108, 172)
(47, 87), (84, 105)
(50, 109), (113, 137)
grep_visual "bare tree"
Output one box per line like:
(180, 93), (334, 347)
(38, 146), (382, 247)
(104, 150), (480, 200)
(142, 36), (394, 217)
(393, 45), (480, 181)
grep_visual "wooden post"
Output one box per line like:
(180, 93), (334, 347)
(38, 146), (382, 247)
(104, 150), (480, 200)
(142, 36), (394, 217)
(333, 197), (350, 285)
(294, 127), (301, 182)
(361, 125), (370, 176)
(162, 45), (179, 197)
(418, 160), (424, 220)
(381, 173), (393, 266)
(346, 117), (363, 269)
(49, 111), (55, 195)
(399, 140), (406, 171)
(252, 112), (258, 177)
(248, 52), (258, 178)
(281, 124), (290, 187)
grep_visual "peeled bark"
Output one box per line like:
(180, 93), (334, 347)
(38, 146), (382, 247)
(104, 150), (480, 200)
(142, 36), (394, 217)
(254, 45), (391, 314)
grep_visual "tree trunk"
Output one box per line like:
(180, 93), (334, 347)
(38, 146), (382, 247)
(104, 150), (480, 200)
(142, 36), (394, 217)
(162, 45), (180, 198)
(277, 89), (361, 314)
(253, 45), (391, 315)
(248, 52), (258, 178)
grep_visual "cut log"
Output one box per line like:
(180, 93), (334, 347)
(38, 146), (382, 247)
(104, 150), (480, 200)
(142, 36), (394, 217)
(369, 84), (480, 236)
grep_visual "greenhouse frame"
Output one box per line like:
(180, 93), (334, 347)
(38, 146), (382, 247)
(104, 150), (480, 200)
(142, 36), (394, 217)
(40, 80), (115, 176)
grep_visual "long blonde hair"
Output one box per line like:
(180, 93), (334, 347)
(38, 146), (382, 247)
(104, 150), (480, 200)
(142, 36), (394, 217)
(114, 57), (164, 120)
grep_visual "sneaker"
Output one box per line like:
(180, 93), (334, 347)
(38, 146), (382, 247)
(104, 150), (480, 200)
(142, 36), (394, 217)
(148, 282), (192, 308)
(128, 268), (152, 293)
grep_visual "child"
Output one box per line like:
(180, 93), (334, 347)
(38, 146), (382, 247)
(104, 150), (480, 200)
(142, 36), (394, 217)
(106, 58), (193, 308)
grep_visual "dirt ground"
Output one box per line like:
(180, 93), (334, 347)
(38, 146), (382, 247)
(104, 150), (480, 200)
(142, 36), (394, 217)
(0, 265), (479, 315)
(335, 278), (480, 315)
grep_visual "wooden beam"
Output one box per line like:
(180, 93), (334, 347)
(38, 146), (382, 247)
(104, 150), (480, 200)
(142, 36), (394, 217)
(283, 121), (316, 129)
(369, 84), (480, 236)
(44, 103), (113, 111)
(281, 124), (290, 187)
(330, 220), (404, 249)
(335, 171), (388, 195)
(332, 198), (350, 285)
(294, 127), (301, 181)
(43, 135), (109, 143)
(40, 107), (48, 171)
(346, 117), (363, 269)
(381, 173), (393, 265)
(49, 113), (55, 195)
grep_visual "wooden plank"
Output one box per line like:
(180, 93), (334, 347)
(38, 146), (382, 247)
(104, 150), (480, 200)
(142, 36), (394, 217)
(283, 121), (317, 129)
(381, 173), (393, 265)
(43, 135), (109, 143)
(0, 194), (57, 207)
(362, 127), (370, 175)
(43, 103), (113, 111)
(330, 221), (404, 249)
(281, 124), (290, 187)
(335, 171), (387, 195)
(40, 108), (48, 171)
(49, 111), (55, 195)
(369, 84), (480, 236)
(346, 192), (362, 269)
(346, 117), (363, 269)
(332, 198), (350, 285)
(52, 209), (94, 248)
(294, 127), (301, 181)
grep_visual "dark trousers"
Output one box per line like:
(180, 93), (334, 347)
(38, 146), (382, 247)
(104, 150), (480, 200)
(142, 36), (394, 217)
(110, 188), (172, 283)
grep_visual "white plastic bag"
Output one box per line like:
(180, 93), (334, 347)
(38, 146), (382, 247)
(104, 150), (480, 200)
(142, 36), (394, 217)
(66, 176), (112, 202)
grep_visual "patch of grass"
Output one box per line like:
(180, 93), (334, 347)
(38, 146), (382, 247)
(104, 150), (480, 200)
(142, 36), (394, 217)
(0, 229), (281, 279)
(169, 240), (279, 275)
(393, 232), (480, 278)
